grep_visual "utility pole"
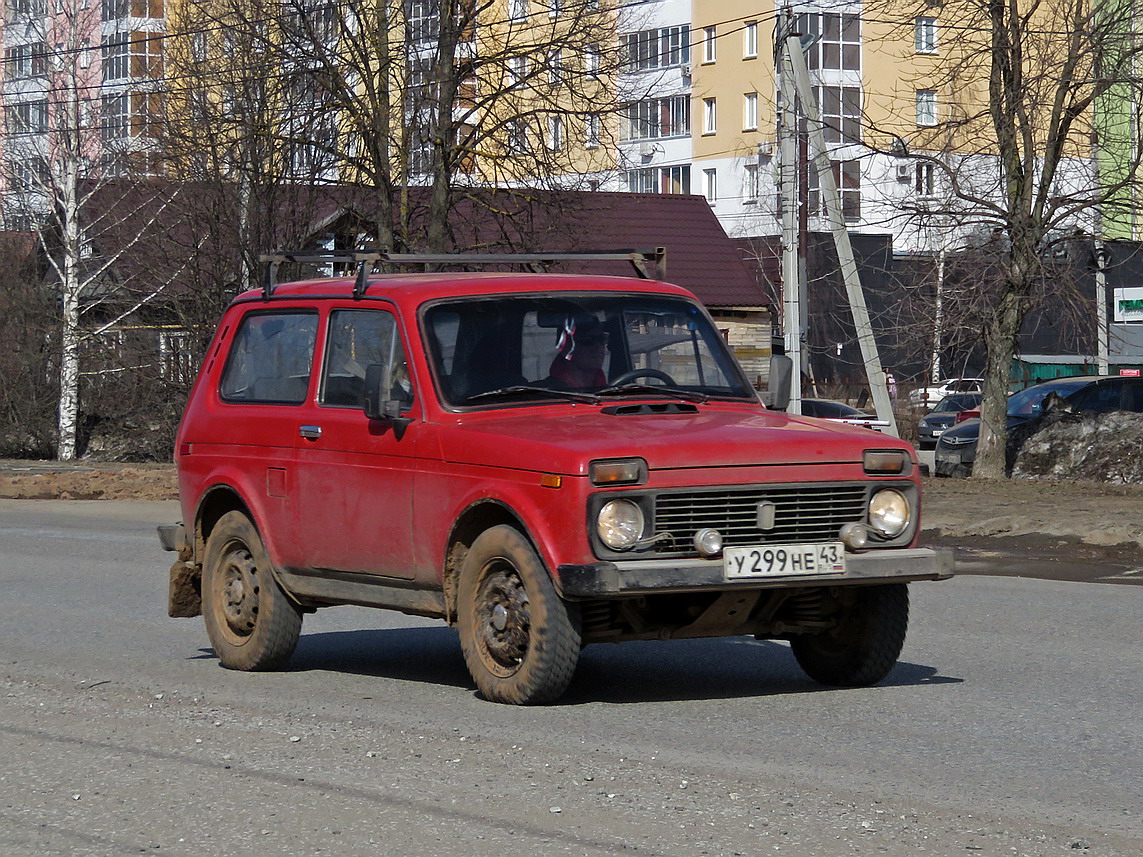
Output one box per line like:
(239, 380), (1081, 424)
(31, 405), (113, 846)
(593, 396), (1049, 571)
(776, 16), (803, 415)
(778, 15), (899, 435)
(1094, 240), (1109, 374)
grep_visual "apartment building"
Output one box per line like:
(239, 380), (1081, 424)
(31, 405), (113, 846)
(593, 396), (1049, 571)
(0, 0), (166, 225)
(604, 2), (978, 254)
(0, 0), (1115, 255)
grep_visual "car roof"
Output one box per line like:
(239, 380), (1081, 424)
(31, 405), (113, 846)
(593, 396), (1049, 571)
(234, 272), (696, 309)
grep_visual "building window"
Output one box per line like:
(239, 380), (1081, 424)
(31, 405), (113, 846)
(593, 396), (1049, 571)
(509, 0), (527, 20)
(8, 157), (48, 190)
(915, 17), (937, 53)
(703, 26), (716, 63)
(507, 54), (528, 86)
(704, 168), (717, 203)
(101, 94), (129, 140)
(508, 120), (527, 154)
(548, 48), (563, 84)
(102, 36), (130, 81)
(797, 12), (860, 71)
(743, 92), (758, 131)
(101, 0), (127, 19)
(547, 114), (564, 150)
(5, 43), (48, 78)
(190, 31), (207, 62)
(915, 162), (935, 196)
(743, 163), (759, 203)
(406, 0), (440, 42)
(623, 95), (690, 140)
(585, 114), (600, 148)
(6, 100), (48, 134)
(744, 21), (758, 59)
(817, 85), (861, 143)
(130, 91), (164, 137)
(8, 0), (46, 15)
(703, 97), (716, 135)
(626, 165), (691, 194)
(130, 33), (163, 79)
(585, 45), (600, 77)
(623, 25), (690, 71)
(808, 160), (861, 221)
(916, 89), (937, 126)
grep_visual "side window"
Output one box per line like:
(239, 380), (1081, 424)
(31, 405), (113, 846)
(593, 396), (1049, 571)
(320, 309), (412, 409)
(219, 311), (318, 404)
(1070, 383), (1119, 413)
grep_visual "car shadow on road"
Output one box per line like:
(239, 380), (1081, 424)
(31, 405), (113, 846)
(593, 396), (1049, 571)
(248, 628), (962, 704)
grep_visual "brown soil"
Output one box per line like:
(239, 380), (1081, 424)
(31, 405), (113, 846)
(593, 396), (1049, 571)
(0, 460), (178, 501)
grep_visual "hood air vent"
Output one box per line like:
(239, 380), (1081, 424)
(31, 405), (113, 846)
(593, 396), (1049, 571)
(601, 402), (699, 416)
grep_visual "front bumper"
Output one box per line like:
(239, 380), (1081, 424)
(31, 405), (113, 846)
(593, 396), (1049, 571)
(557, 547), (953, 598)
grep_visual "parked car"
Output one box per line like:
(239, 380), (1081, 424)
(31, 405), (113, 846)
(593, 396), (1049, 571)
(800, 398), (890, 432)
(159, 249), (952, 705)
(909, 378), (983, 409)
(915, 393), (983, 449)
(934, 375), (1143, 477)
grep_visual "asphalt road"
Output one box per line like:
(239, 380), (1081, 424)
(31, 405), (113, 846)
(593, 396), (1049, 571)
(1, 500), (1140, 857)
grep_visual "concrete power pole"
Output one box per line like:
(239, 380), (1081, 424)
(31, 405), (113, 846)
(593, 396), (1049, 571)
(777, 19), (899, 436)
(777, 19), (803, 416)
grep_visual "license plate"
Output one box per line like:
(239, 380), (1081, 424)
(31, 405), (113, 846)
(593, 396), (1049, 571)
(723, 542), (846, 579)
(935, 451), (958, 465)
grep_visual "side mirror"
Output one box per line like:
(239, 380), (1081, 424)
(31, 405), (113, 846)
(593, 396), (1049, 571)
(363, 363), (388, 420)
(363, 363), (413, 424)
(766, 354), (793, 411)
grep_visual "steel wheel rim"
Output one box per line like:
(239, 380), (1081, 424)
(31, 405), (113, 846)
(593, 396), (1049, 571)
(474, 560), (531, 678)
(216, 541), (260, 644)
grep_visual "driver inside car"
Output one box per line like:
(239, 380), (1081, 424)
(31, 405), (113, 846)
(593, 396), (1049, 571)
(545, 318), (609, 390)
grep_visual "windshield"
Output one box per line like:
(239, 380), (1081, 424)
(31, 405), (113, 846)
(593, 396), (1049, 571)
(1006, 379), (1089, 417)
(934, 393), (981, 412)
(423, 293), (755, 407)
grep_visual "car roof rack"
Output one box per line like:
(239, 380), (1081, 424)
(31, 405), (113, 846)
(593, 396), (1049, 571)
(256, 248), (667, 299)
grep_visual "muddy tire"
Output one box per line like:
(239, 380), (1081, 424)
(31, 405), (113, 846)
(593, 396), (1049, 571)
(790, 583), (908, 687)
(202, 511), (302, 671)
(456, 525), (581, 705)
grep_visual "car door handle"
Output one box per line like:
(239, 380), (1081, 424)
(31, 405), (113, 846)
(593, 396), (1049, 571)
(299, 425), (322, 440)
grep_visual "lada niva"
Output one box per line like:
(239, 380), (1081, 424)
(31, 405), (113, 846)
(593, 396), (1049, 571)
(160, 251), (952, 704)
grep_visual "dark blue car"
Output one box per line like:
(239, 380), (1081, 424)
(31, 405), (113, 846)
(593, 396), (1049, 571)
(933, 375), (1143, 477)
(916, 393), (982, 450)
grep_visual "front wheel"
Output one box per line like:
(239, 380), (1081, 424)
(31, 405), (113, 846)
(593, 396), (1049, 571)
(790, 584), (908, 687)
(202, 511), (302, 671)
(456, 525), (581, 704)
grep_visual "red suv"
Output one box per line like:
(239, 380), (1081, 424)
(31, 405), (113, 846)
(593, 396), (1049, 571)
(161, 252), (951, 704)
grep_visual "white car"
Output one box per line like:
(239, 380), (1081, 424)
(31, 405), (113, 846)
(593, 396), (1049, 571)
(800, 398), (890, 432)
(909, 378), (983, 409)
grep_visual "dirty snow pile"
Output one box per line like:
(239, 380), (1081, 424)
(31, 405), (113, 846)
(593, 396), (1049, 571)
(1010, 410), (1143, 483)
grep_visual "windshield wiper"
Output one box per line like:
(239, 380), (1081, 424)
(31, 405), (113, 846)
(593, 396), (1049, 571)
(465, 385), (602, 404)
(596, 383), (708, 403)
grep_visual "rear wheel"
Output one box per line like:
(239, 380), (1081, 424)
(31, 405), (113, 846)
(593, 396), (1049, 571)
(456, 525), (581, 704)
(790, 584), (908, 687)
(202, 511), (302, 671)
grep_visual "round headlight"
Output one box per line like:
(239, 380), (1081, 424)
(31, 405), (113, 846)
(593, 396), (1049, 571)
(868, 489), (910, 538)
(597, 499), (645, 550)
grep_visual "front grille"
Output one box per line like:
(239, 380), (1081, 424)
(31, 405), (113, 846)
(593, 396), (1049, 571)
(652, 484), (868, 554)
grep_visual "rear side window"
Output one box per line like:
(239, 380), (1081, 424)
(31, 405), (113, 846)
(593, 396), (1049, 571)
(219, 311), (318, 404)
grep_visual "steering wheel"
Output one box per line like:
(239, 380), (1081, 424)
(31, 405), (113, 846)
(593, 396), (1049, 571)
(610, 368), (677, 386)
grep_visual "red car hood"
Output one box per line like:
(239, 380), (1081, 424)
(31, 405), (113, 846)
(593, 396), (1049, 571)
(433, 404), (906, 475)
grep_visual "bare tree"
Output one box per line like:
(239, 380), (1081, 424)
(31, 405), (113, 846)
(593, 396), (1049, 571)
(164, 0), (631, 255)
(862, 0), (1143, 477)
(2, 0), (188, 459)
